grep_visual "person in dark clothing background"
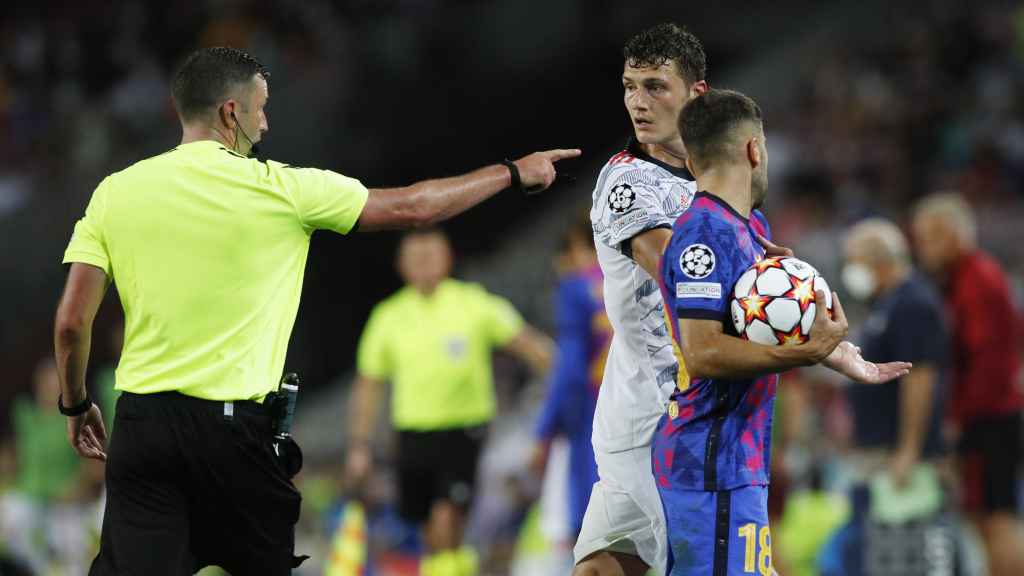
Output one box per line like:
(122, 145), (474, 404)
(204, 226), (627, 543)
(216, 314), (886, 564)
(912, 192), (1024, 576)
(818, 217), (952, 575)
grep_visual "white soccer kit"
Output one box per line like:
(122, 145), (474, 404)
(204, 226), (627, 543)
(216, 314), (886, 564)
(575, 139), (696, 573)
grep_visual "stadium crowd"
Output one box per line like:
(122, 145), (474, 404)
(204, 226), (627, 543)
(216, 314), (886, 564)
(1, 1), (1023, 575)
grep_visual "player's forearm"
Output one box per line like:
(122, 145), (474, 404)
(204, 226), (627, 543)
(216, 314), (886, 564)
(683, 330), (817, 380)
(821, 342), (851, 372)
(897, 365), (934, 457)
(392, 164), (512, 229)
(506, 326), (555, 376)
(534, 385), (563, 440)
(54, 320), (92, 405)
(53, 264), (108, 407)
(348, 375), (383, 443)
(412, 164), (512, 225)
(359, 164), (511, 231)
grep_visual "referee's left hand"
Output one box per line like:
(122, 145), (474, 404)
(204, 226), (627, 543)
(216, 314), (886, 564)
(67, 404), (108, 461)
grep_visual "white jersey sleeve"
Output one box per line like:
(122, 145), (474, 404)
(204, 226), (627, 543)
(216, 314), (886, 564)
(593, 156), (689, 252)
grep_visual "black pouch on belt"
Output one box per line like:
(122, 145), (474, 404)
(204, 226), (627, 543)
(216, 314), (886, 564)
(274, 436), (303, 479)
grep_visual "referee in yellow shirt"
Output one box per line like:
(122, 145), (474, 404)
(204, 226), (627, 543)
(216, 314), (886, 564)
(53, 47), (578, 576)
(345, 228), (552, 576)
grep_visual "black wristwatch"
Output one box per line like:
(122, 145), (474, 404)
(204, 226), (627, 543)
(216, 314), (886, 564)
(502, 159), (545, 196)
(58, 394), (94, 417)
(501, 159), (522, 193)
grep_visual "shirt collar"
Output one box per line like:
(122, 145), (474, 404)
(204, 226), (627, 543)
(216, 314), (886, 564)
(626, 136), (694, 180)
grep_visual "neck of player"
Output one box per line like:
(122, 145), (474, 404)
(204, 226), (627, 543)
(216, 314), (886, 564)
(641, 138), (688, 168)
(180, 122), (243, 152)
(695, 166), (754, 218)
(412, 280), (442, 296)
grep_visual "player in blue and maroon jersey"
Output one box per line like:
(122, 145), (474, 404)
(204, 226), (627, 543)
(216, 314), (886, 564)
(532, 217), (612, 537)
(653, 89), (912, 576)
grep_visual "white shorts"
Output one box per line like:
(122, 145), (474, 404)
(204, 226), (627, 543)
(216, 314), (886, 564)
(573, 442), (667, 574)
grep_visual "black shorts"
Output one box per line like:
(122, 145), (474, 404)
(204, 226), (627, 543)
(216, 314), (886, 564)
(396, 425), (486, 524)
(958, 410), (1022, 514)
(90, 392), (305, 576)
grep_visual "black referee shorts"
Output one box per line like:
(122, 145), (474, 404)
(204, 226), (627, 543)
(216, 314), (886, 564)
(89, 392), (305, 576)
(396, 425), (486, 524)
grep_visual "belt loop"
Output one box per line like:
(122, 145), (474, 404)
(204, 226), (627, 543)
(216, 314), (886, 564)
(223, 401), (234, 421)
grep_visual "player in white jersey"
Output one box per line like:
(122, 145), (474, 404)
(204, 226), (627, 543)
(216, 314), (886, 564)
(572, 23), (709, 576)
(576, 25), (889, 576)
(575, 24), (788, 576)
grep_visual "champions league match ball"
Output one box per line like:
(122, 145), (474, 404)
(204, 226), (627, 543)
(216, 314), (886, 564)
(730, 256), (834, 345)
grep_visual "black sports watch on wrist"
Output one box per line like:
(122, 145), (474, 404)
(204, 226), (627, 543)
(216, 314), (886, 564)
(501, 159), (522, 193)
(58, 394), (93, 417)
(502, 159), (547, 196)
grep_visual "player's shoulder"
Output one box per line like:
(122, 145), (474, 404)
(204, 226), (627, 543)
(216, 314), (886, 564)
(602, 147), (642, 171)
(899, 275), (944, 311)
(672, 193), (730, 229)
(443, 277), (481, 292)
(666, 196), (742, 260)
(558, 272), (591, 299)
(596, 147), (661, 190)
(100, 154), (170, 198)
(441, 279), (500, 306)
(592, 150), (667, 219)
(966, 251), (1010, 287)
(369, 290), (400, 316)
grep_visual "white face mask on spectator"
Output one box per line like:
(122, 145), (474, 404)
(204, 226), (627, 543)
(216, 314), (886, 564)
(842, 262), (877, 301)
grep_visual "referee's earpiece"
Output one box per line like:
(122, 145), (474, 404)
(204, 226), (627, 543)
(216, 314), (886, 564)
(229, 109), (258, 156)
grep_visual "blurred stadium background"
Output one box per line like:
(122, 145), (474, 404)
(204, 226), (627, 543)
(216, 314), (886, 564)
(2, 0), (1023, 574)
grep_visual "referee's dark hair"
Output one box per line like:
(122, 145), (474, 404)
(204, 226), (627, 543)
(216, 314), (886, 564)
(623, 23), (706, 86)
(172, 47), (270, 122)
(678, 88), (763, 172)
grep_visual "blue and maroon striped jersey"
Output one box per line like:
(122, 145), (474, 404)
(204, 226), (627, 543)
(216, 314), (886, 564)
(653, 192), (778, 491)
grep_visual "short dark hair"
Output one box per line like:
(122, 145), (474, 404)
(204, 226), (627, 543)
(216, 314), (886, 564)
(623, 23), (706, 85)
(679, 88), (763, 171)
(172, 47), (269, 122)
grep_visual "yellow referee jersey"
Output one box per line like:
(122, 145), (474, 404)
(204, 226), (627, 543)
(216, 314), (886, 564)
(63, 140), (368, 401)
(357, 279), (524, 430)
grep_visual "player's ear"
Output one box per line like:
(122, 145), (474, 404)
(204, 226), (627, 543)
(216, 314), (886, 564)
(219, 99), (239, 129)
(218, 103), (230, 129)
(690, 80), (709, 97)
(747, 138), (762, 169)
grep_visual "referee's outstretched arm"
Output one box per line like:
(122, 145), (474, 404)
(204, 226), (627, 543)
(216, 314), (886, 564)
(357, 148), (581, 231)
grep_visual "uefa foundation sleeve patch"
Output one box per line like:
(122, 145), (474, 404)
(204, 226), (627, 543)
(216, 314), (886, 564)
(676, 282), (722, 299)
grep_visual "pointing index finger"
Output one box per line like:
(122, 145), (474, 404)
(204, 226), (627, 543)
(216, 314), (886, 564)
(545, 149), (582, 162)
